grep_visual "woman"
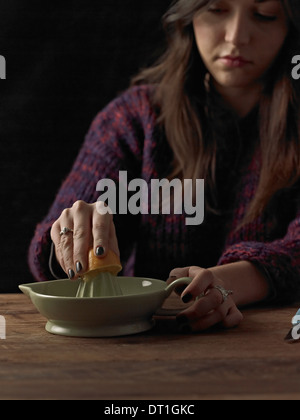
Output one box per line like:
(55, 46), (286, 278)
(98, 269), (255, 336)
(29, 0), (300, 333)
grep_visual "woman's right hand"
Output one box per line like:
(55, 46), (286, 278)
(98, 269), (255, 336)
(50, 201), (119, 279)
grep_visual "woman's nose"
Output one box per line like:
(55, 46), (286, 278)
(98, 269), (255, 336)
(224, 13), (251, 46)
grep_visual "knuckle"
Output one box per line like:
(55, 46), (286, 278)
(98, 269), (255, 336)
(168, 269), (177, 278)
(61, 208), (71, 219)
(190, 266), (201, 272)
(189, 266), (202, 277)
(72, 200), (87, 212)
(64, 252), (73, 265)
(59, 249), (73, 266)
(211, 290), (223, 306)
(93, 219), (109, 232)
(55, 242), (72, 266)
(202, 268), (214, 281)
(50, 221), (59, 240)
(59, 233), (73, 247)
(51, 219), (59, 230)
(190, 267), (214, 284)
(223, 309), (243, 328)
(73, 249), (84, 262)
(73, 227), (87, 241)
(168, 267), (186, 278)
(96, 201), (113, 216)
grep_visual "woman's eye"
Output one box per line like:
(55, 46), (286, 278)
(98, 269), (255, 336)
(255, 13), (277, 22)
(207, 5), (227, 14)
(208, 8), (225, 13)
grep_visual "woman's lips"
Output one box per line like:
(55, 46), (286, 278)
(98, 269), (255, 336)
(219, 55), (252, 68)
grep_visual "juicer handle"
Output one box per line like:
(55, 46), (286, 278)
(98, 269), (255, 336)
(155, 277), (193, 317)
(165, 277), (193, 297)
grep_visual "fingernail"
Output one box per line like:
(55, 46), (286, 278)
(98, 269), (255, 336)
(96, 246), (105, 256)
(76, 261), (82, 273)
(182, 293), (193, 304)
(68, 269), (75, 279)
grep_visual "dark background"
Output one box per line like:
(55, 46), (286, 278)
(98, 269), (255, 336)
(0, 0), (172, 292)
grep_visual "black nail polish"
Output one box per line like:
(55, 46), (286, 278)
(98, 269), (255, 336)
(182, 293), (193, 304)
(96, 246), (105, 256)
(76, 262), (82, 273)
(68, 269), (75, 279)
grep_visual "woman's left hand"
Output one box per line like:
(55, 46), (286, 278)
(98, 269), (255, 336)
(168, 266), (243, 333)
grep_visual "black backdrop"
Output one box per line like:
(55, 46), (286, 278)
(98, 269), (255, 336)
(0, 0), (172, 292)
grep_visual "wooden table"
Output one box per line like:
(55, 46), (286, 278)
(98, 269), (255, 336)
(0, 293), (300, 400)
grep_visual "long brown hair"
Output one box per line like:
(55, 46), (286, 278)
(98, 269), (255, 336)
(132, 0), (300, 225)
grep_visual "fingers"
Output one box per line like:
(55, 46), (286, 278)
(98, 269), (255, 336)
(178, 297), (243, 333)
(72, 201), (92, 275)
(166, 267), (191, 295)
(182, 287), (225, 321)
(50, 208), (74, 277)
(167, 266), (214, 298)
(181, 267), (215, 300)
(109, 220), (120, 257)
(167, 267), (190, 282)
(50, 201), (119, 279)
(179, 305), (243, 333)
(92, 204), (112, 258)
(171, 266), (243, 333)
(222, 306), (244, 328)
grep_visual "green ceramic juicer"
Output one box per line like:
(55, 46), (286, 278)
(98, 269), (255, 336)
(20, 247), (192, 337)
(19, 275), (192, 337)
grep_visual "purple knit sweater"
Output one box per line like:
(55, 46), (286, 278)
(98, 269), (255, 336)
(28, 85), (300, 305)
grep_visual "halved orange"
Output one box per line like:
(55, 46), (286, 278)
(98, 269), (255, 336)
(83, 248), (122, 281)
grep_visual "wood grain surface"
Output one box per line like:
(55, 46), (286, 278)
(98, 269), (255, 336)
(0, 293), (299, 400)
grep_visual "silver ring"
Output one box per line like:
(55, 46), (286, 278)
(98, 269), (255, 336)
(59, 227), (74, 236)
(213, 285), (233, 304)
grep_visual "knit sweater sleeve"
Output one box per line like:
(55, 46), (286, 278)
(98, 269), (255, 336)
(28, 86), (152, 282)
(218, 209), (300, 305)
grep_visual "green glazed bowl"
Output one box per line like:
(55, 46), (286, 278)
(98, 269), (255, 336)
(19, 276), (192, 338)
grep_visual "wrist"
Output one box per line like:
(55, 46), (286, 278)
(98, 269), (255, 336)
(208, 261), (270, 307)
